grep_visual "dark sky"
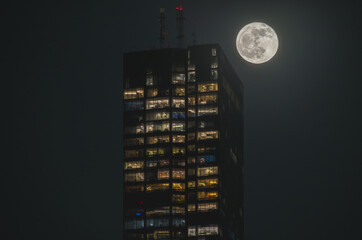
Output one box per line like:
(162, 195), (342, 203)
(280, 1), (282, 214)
(4, 0), (362, 239)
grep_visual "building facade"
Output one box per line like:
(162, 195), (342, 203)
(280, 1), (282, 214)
(122, 44), (243, 240)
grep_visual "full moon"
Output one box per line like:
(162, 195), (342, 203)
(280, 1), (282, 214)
(236, 22), (278, 64)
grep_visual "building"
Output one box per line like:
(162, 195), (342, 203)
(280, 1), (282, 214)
(122, 44), (244, 240)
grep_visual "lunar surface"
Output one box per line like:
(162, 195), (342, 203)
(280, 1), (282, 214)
(236, 22), (278, 64)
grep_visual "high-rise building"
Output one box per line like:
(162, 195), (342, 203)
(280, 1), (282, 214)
(122, 44), (243, 240)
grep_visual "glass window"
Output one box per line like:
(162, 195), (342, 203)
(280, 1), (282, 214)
(188, 71), (196, 82)
(146, 171), (157, 181)
(198, 225), (219, 236)
(125, 185), (144, 192)
(146, 160), (158, 168)
(125, 149), (144, 158)
(188, 122), (195, 130)
(146, 218), (169, 228)
(158, 169), (170, 180)
(172, 98), (185, 108)
(198, 94), (218, 105)
(146, 74), (154, 86)
(146, 206), (170, 216)
(172, 135), (185, 143)
(187, 108), (196, 118)
(198, 202), (218, 212)
(125, 124), (144, 135)
(188, 192), (196, 201)
(146, 111), (169, 121)
(188, 205), (196, 213)
(198, 155), (216, 164)
(197, 166), (218, 177)
(147, 88), (158, 97)
(188, 133), (195, 141)
(125, 101), (144, 111)
(146, 148), (167, 157)
(146, 183), (169, 192)
(172, 73), (185, 84)
(172, 169), (185, 179)
(172, 218), (185, 227)
(172, 121), (185, 132)
(197, 146), (216, 154)
(146, 135), (170, 144)
(124, 112), (143, 124)
(188, 157), (196, 164)
(173, 87), (185, 96)
(198, 106), (218, 116)
(188, 226), (196, 236)
(197, 191), (218, 200)
(172, 194), (185, 203)
(172, 182), (186, 191)
(125, 172), (144, 182)
(211, 69), (218, 80)
(211, 48), (217, 56)
(172, 147), (185, 156)
(198, 120), (216, 129)
(188, 145), (196, 152)
(125, 219), (144, 230)
(188, 168), (196, 176)
(172, 111), (185, 120)
(124, 88), (144, 100)
(146, 98), (169, 109)
(124, 137), (144, 146)
(188, 181), (196, 189)
(172, 206), (185, 214)
(159, 159), (169, 166)
(197, 131), (219, 140)
(211, 58), (218, 69)
(146, 121), (170, 133)
(125, 161), (144, 170)
(188, 96), (195, 106)
(173, 159), (186, 167)
(188, 64), (195, 71)
(198, 178), (218, 188)
(198, 83), (218, 93)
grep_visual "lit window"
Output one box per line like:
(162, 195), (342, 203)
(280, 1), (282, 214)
(197, 191), (218, 200)
(152, 230), (170, 239)
(188, 64), (195, 71)
(211, 58), (218, 69)
(197, 166), (218, 177)
(146, 111), (169, 121)
(198, 120), (216, 129)
(157, 169), (170, 180)
(172, 218), (185, 227)
(173, 87), (185, 96)
(188, 71), (196, 82)
(197, 146), (216, 154)
(198, 155), (215, 164)
(159, 159), (169, 166)
(172, 135), (185, 143)
(197, 131), (219, 140)
(211, 69), (218, 80)
(172, 182), (186, 191)
(188, 226), (196, 236)
(125, 185), (144, 192)
(188, 205), (196, 213)
(124, 137), (144, 146)
(125, 124), (144, 135)
(173, 159), (186, 166)
(124, 161), (144, 170)
(198, 106), (218, 116)
(187, 157), (196, 164)
(172, 194), (185, 203)
(125, 149), (144, 158)
(125, 101), (144, 111)
(146, 206), (170, 216)
(146, 183), (169, 192)
(188, 145), (196, 152)
(146, 135), (170, 144)
(188, 96), (195, 105)
(146, 121), (170, 133)
(188, 181), (196, 189)
(172, 206), (185, 214)
(172, 147), (185, 156)
(125, 219), (144, 229)
(146, 148), (167, 157)
(147, 88), (158, 97)
(198, 83), (218, 92)
(146, 218), (169, 228)
(125, 172), (144, 182)
(198, 202), (218, 212)
(172, 121), (185, 132)
(198, 94), (218, 105)
(146, 74), (154, 86)
(146, 98), (169, 109)
(146, 160), (157, 168)
(187, 108), (196, 118)
(172, 73), (185, 84)
(211, 48), (217, 56)
(198, 225), (219, 236)
(172, 98), (185, 108)
(198, 178), (218, 188)
(172, 111), (185, 120)
(172, 169), (185, 179)
(124, 88), (144, 100)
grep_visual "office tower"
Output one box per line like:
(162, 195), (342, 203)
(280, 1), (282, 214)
(122, 44), (243, 240)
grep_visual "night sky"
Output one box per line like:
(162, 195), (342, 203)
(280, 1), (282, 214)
(4, 0), (362, 239)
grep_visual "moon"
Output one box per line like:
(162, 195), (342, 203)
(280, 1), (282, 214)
(236, 22), (278, 64)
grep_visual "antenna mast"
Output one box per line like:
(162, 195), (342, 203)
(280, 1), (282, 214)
(176, 0), (185, 48)
(159, 8), (166, 48)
